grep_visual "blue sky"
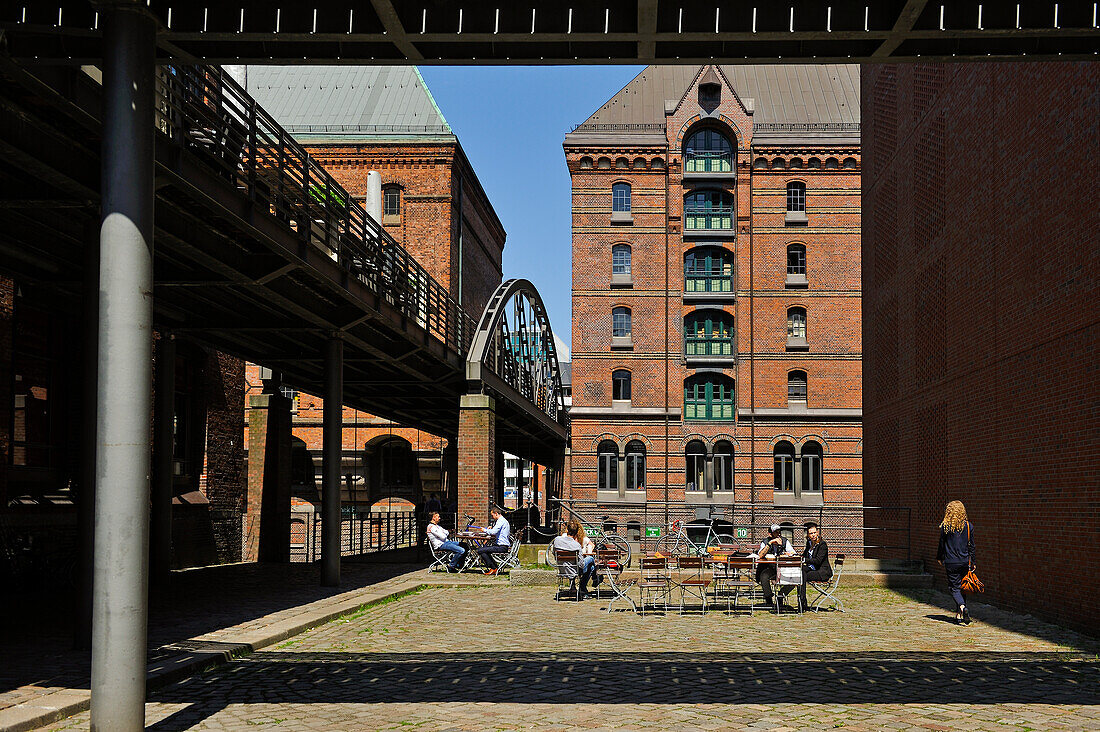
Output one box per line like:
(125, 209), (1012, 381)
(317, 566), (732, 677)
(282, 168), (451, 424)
(418, 66), (645, 352)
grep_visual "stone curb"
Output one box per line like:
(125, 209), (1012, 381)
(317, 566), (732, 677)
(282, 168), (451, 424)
(0, 574), (488, 732)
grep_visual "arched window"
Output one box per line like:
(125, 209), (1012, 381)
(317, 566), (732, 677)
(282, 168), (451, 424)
(801, 441), (824, 493)
(684, 128), (733, 173)
(684, 247), (733, 293)
(684, 374), (735, 421)
(773, 441), (796, 492)
(612, 243), (631, 276)
(597, 157), (612, 169)
(684, 310), (734, 357)
(787, 307), (807, 343)
(842, 157), (858, 169)
(579, 156), (593, 169)
(633, 157), (647, 169)
(753, 157), (768, 169)
(787, 243), (806, 277)
(651, 157), (665, 169)
(786, 182), (806, 212)
(612, 307), (632, 339)
(625, 440), (646, 490)
(685, 439), (707, 492)
(615, 157), (629, 169)
(626, 520), (642, 541)
(788, 370), (807, 405)
(383, 186), (401, 219)
(612, 369), (632, 401)
(808, 157), (822, 169)
(597, 440), (618, 492)
(714, 440), (734, 491)
(603, 518), (618, 533)
(612, 182), (632, 212)
(771, 158), (786, 169)
(684, 190), (733, 230)
(789, 157), (804, 169)
(825, 157), (840, 169)
(380, 438), (415, 488)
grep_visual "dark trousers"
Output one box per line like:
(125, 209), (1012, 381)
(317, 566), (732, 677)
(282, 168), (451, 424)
(757, 565), (777, 604)
(797, 568), (831, 609)
(477, 543), (510, 568)
(944, 562), (969, 610)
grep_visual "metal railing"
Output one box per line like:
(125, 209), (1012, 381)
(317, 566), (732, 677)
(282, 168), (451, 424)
(570, 123), (667, 132)
(550, 499), (912, 560)
(153, 65), (474, 355)
(684, 149), (734, 173)
(684, 207), (734, 231)
(684, 270), (733, 293)
(290, 510), (418, 562)
(684, 334), (734, 357)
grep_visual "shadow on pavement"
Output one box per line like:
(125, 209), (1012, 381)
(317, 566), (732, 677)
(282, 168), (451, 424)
(140, 650), (1100, 730)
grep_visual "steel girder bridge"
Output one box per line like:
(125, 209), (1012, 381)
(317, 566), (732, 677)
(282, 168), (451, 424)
(1, 1), (1098, 64)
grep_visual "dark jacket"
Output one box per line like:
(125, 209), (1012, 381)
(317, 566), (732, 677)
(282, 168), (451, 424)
(802, 540), (832, 580)
(937, 522), (975, 566)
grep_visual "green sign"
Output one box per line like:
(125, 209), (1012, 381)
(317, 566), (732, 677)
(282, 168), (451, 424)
(645, 526), (661, 538)
(736, 527), (748, 539)
(583, 526), (597, 537)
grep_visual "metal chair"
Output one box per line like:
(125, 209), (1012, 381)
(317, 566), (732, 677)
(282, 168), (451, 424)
(773, 556), (804, 615)
(426, 540), (451, 572)
(638, 556), (672, 615)
(595, 547), (637, 613)
(809, 554), (845, 612)
(719, 556), (759, 615)
(495, 537), (522, 573)
(675, 555), (711, 615)
(553, 548), (582, 601)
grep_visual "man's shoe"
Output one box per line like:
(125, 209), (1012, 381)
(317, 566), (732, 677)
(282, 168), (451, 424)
(961, 606), (971, 625)
(483, 569), (498, 576)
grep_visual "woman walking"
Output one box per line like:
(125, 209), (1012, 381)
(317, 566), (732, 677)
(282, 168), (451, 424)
(936, 500), (975, 625)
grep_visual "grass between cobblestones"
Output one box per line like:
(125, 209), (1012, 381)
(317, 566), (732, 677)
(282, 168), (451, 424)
(42, 586), (1100, 731)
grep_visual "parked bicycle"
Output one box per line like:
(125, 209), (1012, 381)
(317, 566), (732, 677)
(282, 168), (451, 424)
(653, 512), (739, 557)
(546, 499), (632, 567)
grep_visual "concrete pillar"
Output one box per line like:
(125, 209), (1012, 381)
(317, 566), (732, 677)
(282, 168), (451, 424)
(150, 333), (175, 584)
(457, 394), (495, 524)
(366, 170), (382, 224)
(245, 383), (291, 562)
(321, 335), (343, 587)
(75, 221), (98, 651)
(90, 5), (155, 730)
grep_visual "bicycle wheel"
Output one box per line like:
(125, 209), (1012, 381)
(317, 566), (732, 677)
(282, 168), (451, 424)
(598, 533), (631, 568)
(654, 533), (687, 558)
(712, 534), (739, 550)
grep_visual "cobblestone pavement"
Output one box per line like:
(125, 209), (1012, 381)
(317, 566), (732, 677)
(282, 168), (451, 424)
(43, 585), (1100, 731)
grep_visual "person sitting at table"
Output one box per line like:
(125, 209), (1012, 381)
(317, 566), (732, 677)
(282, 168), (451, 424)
(426, 511), (466, 573)
(552, 521), (595, 598)
(477, 506), (512, 575)
(576, 524), (602, 590)
(754, 523), (796, 610)
(784, 521), (832, 611)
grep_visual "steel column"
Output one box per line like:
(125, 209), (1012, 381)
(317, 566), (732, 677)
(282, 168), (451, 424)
(321, 334), (344, 586)
(151, 333), (175, 584)
(90, 5), (156, 731)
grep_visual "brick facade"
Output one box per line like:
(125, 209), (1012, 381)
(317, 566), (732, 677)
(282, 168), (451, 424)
(567, 66), (863, 545)
(862, 62), (1100, 635)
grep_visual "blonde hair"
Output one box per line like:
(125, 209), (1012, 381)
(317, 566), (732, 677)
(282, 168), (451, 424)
(577, 524), (588, 544)
(940, 500), (968, 533)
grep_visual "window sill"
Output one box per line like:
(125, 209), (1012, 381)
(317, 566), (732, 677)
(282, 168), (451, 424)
(685, 491), (736, 505)
(786, 337), (809, 352)
(611, 337), (633, 350)
(682, 169), (736, 182)
(683, 227), (734, 239)
(610, 273), (633, 288)
(382, 214), (400, 226)
(597, 490), (648, 504)
(773, 492), (824, 507)
(611, 399), (632, 411)
(685, 354), (736, 367)
(611, 211), (634, 225)
(784, 211), (808, 225)
(785, 274), (808, 288)
(683, 290), (735, 302)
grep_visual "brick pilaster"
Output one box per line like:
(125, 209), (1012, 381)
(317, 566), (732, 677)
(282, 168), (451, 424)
(457, 394), (496, 524)
(245, 391), (291, 562)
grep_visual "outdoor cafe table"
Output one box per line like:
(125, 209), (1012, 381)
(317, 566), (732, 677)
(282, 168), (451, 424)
(457, 531), (495, 571)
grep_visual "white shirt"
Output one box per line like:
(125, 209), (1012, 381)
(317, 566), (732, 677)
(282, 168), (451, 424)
(551, 535), (584, 577)
(757, 537), (795, 557)
(486, 515), (511, 546)
(582, 536), (596, 556)
(426, 523), (449, 550)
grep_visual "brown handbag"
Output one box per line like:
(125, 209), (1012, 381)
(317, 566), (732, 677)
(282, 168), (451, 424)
(960, 524), (984, 593)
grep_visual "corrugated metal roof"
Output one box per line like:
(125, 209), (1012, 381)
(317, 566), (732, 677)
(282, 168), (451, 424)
(240, 65), (451, 133)
(574, 64), (860, 129)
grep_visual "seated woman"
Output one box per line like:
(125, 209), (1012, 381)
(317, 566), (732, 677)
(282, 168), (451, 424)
(576, 525), (603, 590)
(552, 521), (596, 598)
(789, 521), (832, 611)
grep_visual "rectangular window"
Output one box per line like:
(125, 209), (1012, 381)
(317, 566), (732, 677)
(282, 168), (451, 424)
(788, 312), (807, 339)
(612, 311), (631, 338)
(383, 188), (400, 217)
(625, 454), (645, 490)
(612, 247), (631, 275)
(802, 455), (822, 492)
(714, 454), (733, 491)
(788, 378), (807, 401)
(774, 455), (794, 492)
(598, 454), (617, 491)
(787, 185), (806, 212)
(612, 184), (631, 212)
(787, 248), (806, 275)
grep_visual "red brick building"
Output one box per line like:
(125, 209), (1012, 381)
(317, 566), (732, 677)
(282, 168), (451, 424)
(239, 66), (506, 519)
(565, 65), (863, 544)
(862, 62), (1100, 634)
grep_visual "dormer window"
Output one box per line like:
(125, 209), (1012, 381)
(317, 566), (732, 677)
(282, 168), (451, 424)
(698, 67), (722, 111)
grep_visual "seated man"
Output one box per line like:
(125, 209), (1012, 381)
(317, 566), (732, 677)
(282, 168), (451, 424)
(477, 506), (512, 575)
(794, 521), (833, 611)
(754, 523), (796, 610)
(551, 520), (596, 598)
(426, 511), (466, 573)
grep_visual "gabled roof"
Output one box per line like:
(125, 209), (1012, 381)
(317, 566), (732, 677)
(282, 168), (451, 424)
(238, 65), (452, 135)
(567, 64), (860, 142)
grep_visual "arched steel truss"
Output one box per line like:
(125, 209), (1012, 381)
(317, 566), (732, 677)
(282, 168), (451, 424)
(466, 279), (566, 433)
